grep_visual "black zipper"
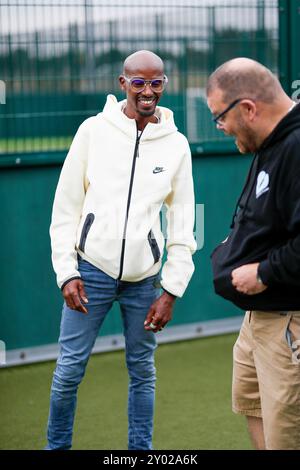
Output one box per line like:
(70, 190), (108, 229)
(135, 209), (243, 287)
(118, 124), (143, 280)
(148, 229), (160, 264)
(79, 213), (95, 252)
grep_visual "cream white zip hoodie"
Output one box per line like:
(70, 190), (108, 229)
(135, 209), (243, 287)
(50, 95), (196, 297)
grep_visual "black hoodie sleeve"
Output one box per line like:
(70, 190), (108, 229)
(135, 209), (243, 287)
(258, 136), (300, 286)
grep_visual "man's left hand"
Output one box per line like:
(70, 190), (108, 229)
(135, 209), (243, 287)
(231, 262), (267, 295)
(144, 291), (176, 333)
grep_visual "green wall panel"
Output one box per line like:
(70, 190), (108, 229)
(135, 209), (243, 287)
(0, 153), (251, 351)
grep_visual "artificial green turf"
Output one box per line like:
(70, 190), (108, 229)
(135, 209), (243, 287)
(0, 333), (252, 450)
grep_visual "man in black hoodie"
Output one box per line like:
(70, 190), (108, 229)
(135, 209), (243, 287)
(207, 58), (300, 450)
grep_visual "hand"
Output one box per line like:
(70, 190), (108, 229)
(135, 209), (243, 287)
(62, 279), (89, 314)
(144, 291), (176, 333)
(231, 263), (267, 295)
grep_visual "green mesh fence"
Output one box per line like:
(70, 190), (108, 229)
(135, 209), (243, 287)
(0, 0), (279, 155)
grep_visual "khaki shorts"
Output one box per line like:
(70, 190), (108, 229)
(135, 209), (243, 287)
(233, 310), (300, 450)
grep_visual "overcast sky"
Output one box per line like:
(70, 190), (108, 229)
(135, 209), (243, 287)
(0, 0), (278, 36)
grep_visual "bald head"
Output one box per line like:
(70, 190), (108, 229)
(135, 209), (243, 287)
(207, 58), (283, 104)
(123, 50), (164, 76)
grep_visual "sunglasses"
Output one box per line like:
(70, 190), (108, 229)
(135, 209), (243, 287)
(122, 75), (168, 93)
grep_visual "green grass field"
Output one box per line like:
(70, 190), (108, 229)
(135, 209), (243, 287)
(0, 333), (252, 450)
(0, 136), (72, 154)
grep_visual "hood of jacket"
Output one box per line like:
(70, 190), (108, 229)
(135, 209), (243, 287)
(260, 102), (300, 151)
(230, 102), (300, 228)
(99, 94), (178, 141)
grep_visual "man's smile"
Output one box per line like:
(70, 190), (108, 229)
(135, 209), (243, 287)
(137, 96), (156, 106)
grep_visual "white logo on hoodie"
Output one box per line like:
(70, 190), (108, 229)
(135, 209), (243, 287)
(256, 171), (269, 198)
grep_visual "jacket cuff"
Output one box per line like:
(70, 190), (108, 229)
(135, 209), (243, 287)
(257, 260), (274, 286)
(162, 287), (177, 299)
(60, 276), (82, 291)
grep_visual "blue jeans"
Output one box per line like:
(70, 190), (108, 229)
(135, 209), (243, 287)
(46, 257), (160, 450)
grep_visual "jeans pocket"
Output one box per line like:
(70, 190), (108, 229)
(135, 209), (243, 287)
(152, 277), (161, 289)
(77, 256), (88, 270)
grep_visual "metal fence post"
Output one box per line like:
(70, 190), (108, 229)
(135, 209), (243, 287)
(278, 0), (300, 96)
(290, 0), (300, 97)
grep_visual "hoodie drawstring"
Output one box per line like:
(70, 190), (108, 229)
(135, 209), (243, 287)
(230, 153), (259, 228)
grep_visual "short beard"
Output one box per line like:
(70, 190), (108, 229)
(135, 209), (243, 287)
(236, 117), (259, 154)
(138, 109), (155, 117)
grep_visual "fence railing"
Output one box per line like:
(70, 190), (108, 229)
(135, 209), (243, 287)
(0, 1), (279, 156)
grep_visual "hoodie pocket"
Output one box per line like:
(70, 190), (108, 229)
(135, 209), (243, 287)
(79, 213), (95, 252)
(148, 229), (160, 264)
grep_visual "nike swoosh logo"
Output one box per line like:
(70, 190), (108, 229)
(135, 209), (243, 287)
(153, 167), (166, 174)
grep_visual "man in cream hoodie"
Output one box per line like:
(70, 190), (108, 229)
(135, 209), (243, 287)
(46, 50), (196, 450)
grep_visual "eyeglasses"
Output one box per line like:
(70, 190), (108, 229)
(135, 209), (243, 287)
(123, 75), (168, 93)
(212, 99), (242, 125)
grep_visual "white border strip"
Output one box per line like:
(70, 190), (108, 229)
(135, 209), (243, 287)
(3, 316), (243, 368)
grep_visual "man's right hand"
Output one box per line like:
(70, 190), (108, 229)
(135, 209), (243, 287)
(62, 279), (89, 314)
